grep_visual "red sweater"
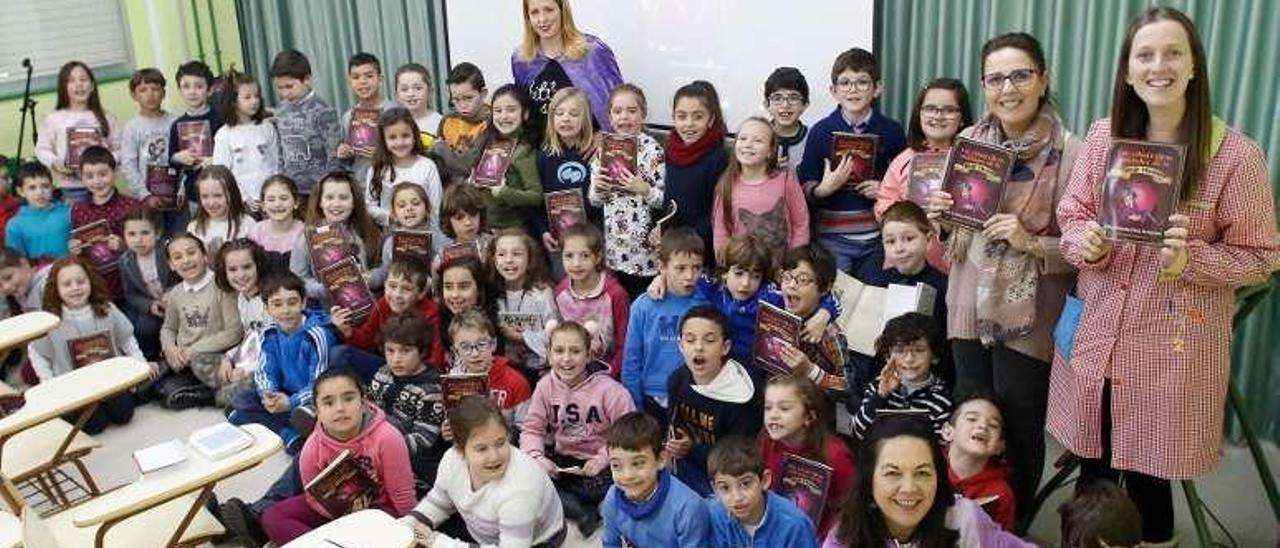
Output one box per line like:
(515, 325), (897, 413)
(0, 195), (21, 249)
(948, 458), (1016, 531)
(345, 295), (446, 369)
(760, 434), (856, 538)
(71, 191), (140, 298)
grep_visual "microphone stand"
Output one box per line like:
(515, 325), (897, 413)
(14, 58), (37, 163)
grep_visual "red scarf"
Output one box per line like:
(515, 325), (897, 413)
(665, 126), (725, 167)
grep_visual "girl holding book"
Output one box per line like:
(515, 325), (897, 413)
(711, 116), (810, 256)
(249, 175), (305, 273)
(289, 171), (383, 302)
(1050, 8), (1280, 544)
(663, 81), (729, 264)
(473, 84), (543, 232)
(187, 166), (255, 257)
(366, 107), (443, 230)
(488, 228), (559, 380)
(535, 87), (598, 279)
(370, 182), (440, 290)
(213, 70), (278, 213)
(261, 366), (416, 544)
(35, 61), (121, 203)
(434, 183), (494, 273)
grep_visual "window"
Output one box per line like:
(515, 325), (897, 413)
(0, 0), (132, 98)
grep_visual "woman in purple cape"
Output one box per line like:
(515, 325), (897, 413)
(512, 0), (624, 134)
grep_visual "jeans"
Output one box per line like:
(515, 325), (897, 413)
(227, 387), (298, 449)
(816, 233), (879, 275)
(329, 344), (386, 382)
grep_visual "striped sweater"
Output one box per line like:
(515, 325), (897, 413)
(853, 373), (951, 441)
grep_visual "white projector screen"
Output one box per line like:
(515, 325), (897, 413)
(444, 0), (876, 130)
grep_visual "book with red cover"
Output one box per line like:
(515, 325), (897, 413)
(753, 302), (803, 378)
(145, 165), (181, 210)
(305, 449), (380, 517)
(345, 107), (380, 157)
(177, 120), (214, 160)
(439, 242), (477, 265)
(65, 127), (102, 172)
(307, 224), (355, 273)
(829, 132), (878, 186)
(545, 189), (586, 241)
(940, 137), (1014, 230)
(391, 229), (433, 263)
(471, 139), (516, 188)
(441, 372), (489, 411)
(0, 394), (25, 418)
(906, 151), (948, 208)
(600, 132), (638, 183)
(318, 258), (374, 324)
(71, 219), (122, 275)
(775, 453), (833, 527)
(1098, 139), (1185, 244)
(67, 332), (116, 370)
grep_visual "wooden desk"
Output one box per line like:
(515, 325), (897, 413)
(0, 511), (18, 548)
(283, 509), (416, 548)
(0, 311), (59, 352)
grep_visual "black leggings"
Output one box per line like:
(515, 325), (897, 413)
(1076, 383), (1174, 542)
(951, 339), (1050, 526)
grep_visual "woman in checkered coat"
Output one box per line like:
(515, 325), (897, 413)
(1049, 7), (1280, 544)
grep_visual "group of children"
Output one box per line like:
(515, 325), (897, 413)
(0, 38), (1144, 547)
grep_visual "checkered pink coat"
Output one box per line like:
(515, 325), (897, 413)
(1049, 118), (1279, 479)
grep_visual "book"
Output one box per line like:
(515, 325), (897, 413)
(318, 258), (375, 324)
(71, 219), (122, 275)
(829, 132), (878, 186)
(0, 394), (25, 418)
(940, 137), (1014, 230)
(441, 372), (489, 411)
(439, 242), (477, 264)
(67, 332), (116, 370)
(753, 302), (803, 377)
(305, 449), (380, 517)
(65, 126), (103, 172)
(345, 107), (381, 157)
(882, 282), (937, 323)
(307, 224), (356, 273)
(133, 440), (187, 474)
(188, 422), (255, 460)
(471, 138), (516, 188)
(1098, 139), (1186, 244)
(545, 188), (586, 241)
(600, 132), (638, 186)
(497, 311), (541, 332)
(391, 229), (433, 263)
(177, 120), (214, 160)
(145, 165), (181, 210)
(831, 272), (937, 356)
(775, 453), (833, 527)
(906, 151), (948, 208)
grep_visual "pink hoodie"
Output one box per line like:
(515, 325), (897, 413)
(299, 404), (417, 518)
(519, 364), (636, 472)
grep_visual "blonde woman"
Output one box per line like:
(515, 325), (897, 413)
(511, 0), (623, 134)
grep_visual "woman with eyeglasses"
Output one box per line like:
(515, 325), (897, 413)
(922, 32), (1081, 528)
(1049, 7), (1278, 544)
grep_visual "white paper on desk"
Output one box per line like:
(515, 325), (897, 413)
(133, 439), (186, 474)
(189, 422), (255, 461)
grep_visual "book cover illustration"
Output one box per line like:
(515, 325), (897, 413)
(600, 132), (638, 187)
(753, 302), (803, 378)
(305, 449), (380, 517)
(391, 229), (433, 263)
(471, 138), (516, 188)
(71, 219), (122, 275)
(940, 137), (1014, 230)
(829, 132), (878, 185)
(145, 165), (181, 210)
(67, 332), (117, 370)
(907, 151), (948, 208)
(497, 311), (541, 332)
(545, 189), (586, 241)
(775, 453), (833, 527)
(345, 107), (380, 157)
(439, 242), (477, 264)
(318, 258), (374, 324)
(1099, 139), (1185, 244)
(441, 373), (489, 411)
(307, 224), (356, 273)
(177, 120), (213, 160)
(65, 126), (102, 172)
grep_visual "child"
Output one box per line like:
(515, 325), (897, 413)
(797, 47), (907, 274)
(489, 228), (558, 378)
(119, 206), (174, 360)
(168, 60), (221, 210)
(763, 67), (811, 172)
(711, 116), (810, 255)
(272, 49), (342, 197)
(369, 182), (440, 288)
(852, 312), (952, 440)
(944, 391), (1016, 531)
(336, 52), (398, 185)
(707, 436), (818, 547)
(394, 63), (443, 149)
(213, 239), (273, 394)
(535, 87), (597, 268)
(0, 157), (20, 251)
(230, 273), (336, 454)
(120, 68), (179, 215)
(333, 255), (446, 379)
(520, 321), (634, 536)
(35, 61), (121, 203)
(27, 257), (141, 433)
(366, 107), (443, 229)
(6, 161), (71, 263)
(622, 227), (707, 413)
(248, 175), (305, 272)
(553, 224), (629, 377)
(0, 248), (53, 315)
(261, 366), (416, 544)
(187, 165), (255, 256)
(663, 80), (729, 262)
(436, 255), (492, 339)
(601, 412), (710, 547)
(759, 374), (854, 537)
(368, 311), (446, 494)
(157, 233), (244, 408)
(665, 306), (762, 496)
(588, 84), (665, 296)
(434, 62), (491, 185)
(435, 182), (492, 270)
(1059, 480), (1143, 548)
(447, 310), (532, 423)
(471, 84), (542, 231)
(68, 146), (140, 297)
(775, 243), (849, 394)
(213, 69), (279, 212)
(289, 171), (382, 301)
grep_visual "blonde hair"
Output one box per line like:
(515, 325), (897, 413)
(542, 87), (593, 156)
(519, 0), (589, 62)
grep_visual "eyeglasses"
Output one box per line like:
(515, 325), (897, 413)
(890, 343), (931, 357)
(835, 77), (875, 92)
(767, 93), (806, 107)
(920, 105), (962, 117)
(779, 272), (816, 287)
(981, 69), (1039, 91)
(453, 338), (495, 356)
